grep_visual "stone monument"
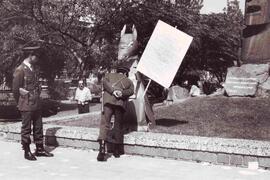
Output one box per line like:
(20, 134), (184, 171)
(224, 0), (270, 97)
(242, 0), (270, 63)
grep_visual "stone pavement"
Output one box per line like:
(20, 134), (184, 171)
(1, 138), (270, 180)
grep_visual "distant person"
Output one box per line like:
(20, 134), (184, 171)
(0, 77), (8, 90)
(190, 81), (204, 97)
(97, 63), (134, 161)
(74, 80), (92, 114)
(97, 66), (108, 83)
(12, 46), (53, 161)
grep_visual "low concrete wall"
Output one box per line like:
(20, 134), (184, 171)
(1, 123), (270, 169)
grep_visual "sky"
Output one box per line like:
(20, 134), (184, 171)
(200, 0), (245, 14)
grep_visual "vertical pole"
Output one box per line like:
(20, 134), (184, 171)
(143, 79), (152, 98)
(101, 77), (104, 114)
(142, 79), (154, 130)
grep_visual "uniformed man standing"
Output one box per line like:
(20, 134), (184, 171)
(12, 46), (53, 161)
(97, 63), (134, 161)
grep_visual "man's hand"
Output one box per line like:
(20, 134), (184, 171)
(116, 90), (123, 97)
(19, 88), (29, 96)
(78, 101), (85, 105)
(113, 90), (122, 98)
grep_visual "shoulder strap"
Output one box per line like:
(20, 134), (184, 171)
(112, 76), (126, 88)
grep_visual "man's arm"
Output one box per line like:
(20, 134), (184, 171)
(74, 88), (79, 101)
(102, 75), (114, 95)
(12, 67), (24, 103)
(121, 79), (134, 98)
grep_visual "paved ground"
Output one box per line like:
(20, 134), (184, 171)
(1, 101), (270, 180)
(0, 137), (270, 180)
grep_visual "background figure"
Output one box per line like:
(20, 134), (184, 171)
(97, 63), (134, 161)
(74, 80), (92, 114)
(12, 46), (53, 161)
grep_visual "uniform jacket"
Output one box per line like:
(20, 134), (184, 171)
(103, 73), (134, 110)
(12, 62), (41, 111)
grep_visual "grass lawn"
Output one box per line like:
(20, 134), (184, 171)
(46, 96), (270, 141)
(153, 96), (270, 141)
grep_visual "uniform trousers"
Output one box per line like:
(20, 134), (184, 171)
(20, 110), (43, 145)
(98, 104), (124, 144)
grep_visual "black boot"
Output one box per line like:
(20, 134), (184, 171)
(97, 140), (106, 161)
(106, 142), (114, 154)
(35, 144), (54, 157)
(113, 144), (120, 158)
(22, 144), (37, 161)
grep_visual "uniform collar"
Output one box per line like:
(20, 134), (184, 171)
(23, 60), (32, 71)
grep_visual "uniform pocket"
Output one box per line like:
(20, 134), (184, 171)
(28, 93), (39, 105)
(25, 75), (34, 87)
(18, 94), (29, 107)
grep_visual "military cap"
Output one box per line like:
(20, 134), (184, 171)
(22, 46), (40, 51)
(116, 60), (132, 72)
(22, 46), (40, 55)
(117, 66), (129, 72)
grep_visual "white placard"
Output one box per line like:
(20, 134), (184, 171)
(137, 20), (193, 88)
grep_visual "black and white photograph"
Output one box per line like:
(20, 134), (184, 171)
(1, 0), (270, 179)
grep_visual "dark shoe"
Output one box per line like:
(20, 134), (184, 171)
(97, 140), (106, 162)
(22, 144), (37, 161)
(113, 144), (120, 158)
(24, 151), (37, 161)
(35, 144), (54, 157)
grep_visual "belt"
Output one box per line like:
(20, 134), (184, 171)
(28, 89), (39, 95)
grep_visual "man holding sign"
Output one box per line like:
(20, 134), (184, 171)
(97, 62), (134, 161)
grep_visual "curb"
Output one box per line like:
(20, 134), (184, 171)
(1, 122), (270, 169)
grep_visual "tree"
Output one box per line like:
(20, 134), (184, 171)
(201, 0), (243, 82)
(1, 0), (244, 96)
(0, 0), (203, 87)
(176, 0), (244, 86)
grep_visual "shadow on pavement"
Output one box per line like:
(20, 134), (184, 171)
(45, 127), (62, 147)
(44, 145), (58, 154)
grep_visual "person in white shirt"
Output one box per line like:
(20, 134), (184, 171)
(74, 80), (92, 114)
